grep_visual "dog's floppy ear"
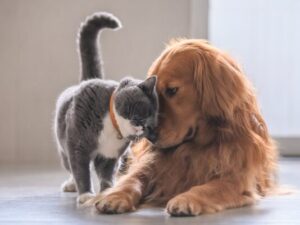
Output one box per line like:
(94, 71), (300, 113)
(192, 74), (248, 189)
(194, 48), (248, 122)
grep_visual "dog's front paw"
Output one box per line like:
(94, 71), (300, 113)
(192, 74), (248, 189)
(77, 192), (95, 204)
(166, 193), (222, 216)
(95, 192), (135, 214)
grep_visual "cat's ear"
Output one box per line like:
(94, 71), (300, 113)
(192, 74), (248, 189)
(138, 76), (157, 97)
(119, 77), (133, 89)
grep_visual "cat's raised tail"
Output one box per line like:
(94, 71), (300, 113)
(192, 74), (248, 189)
(78, 12), (122, 81)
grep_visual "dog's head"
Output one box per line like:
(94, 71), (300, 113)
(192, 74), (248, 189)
(148, 39), (252, 149)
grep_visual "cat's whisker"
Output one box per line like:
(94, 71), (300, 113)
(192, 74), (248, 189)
(134, 135), (138, 143)
(157, 112), (166, 119)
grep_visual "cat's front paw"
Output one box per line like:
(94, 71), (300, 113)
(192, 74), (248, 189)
(77, 192), (95, 204)
(61, 177), (76, 192)
(95, 192), (135, 214)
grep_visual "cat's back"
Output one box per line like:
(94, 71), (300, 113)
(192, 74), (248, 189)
(77, 79), (118, 99)
(56, 79), (118, 112)
(54, 79), (118, 142)
(72, 79), (118, 114)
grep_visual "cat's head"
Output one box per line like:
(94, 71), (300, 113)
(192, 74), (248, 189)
(113, 76), (158, 143)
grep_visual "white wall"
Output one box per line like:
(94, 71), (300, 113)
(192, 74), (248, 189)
(209, 0), (300, 137)
(0, 0), (208, 164)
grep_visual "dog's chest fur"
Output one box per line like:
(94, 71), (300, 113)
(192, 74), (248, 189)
(143, 145), (217, 204)
(97, 114), (127, 158)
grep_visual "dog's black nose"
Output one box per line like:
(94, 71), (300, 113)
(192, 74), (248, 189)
(145, 126), (158, 143)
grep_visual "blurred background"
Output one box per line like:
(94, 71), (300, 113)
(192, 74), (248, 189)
(0, 0), (299, 166)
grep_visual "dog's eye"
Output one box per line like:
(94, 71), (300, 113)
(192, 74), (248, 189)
(165, 87), (178, 97)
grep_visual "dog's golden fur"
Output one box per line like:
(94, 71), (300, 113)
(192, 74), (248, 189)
(93, 39), (278, 216)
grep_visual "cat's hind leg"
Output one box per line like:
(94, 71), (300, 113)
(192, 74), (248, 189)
(94, 155), (117, 192)
(68, 147), (94, 204)
(60, 151), (77, 192)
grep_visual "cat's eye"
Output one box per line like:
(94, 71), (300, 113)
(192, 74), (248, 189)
(165, 87), (178, 97)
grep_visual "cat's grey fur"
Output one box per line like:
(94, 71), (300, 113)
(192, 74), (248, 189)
(53, 12), (158, 204)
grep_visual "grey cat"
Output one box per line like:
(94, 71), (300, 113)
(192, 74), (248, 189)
(53, 12), (158, 204)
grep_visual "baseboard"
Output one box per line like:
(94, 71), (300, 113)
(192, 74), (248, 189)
(274, 137), (300, 156)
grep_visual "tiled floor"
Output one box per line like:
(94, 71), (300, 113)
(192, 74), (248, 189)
(0, 158), (299, 225)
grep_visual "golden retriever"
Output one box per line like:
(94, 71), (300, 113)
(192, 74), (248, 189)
(92, 39), (278, 216)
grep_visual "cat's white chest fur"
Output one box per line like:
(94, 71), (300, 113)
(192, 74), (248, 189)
(97, 114), (127, 158)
